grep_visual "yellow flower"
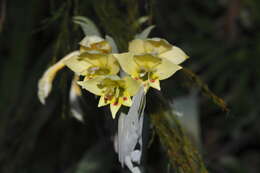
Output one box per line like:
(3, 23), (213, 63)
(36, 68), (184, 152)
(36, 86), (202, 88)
(79, 35), (112, 54)
(63, 36), (119, 79)
(128, 38), (189, 65)
(113, 38), (188, 92)
(38, 35), (114, 104)
(64, 52), (120, 79)
(78, 75), (140, 118)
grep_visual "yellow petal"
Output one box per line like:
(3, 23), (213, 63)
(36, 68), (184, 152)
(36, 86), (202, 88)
(98, 95), (109, 107)
(38, 51), (79, 104)
(113, 53), (138, 75)
(77, 77), (104, 95)
(78, 52), (108, 67)
(107, 54), (120, 75)
(63, 54), (91, 75)
(159, 46), (189, 65)
(128, 39), (146, 54)
(123, 76), (141, 96)
(133, 54), (161, 69)
(145, 38), (172, 54)
(110, 102), (122, 119)
(156, 59), (182, 80)
(149, 79), (161, 90)
(121, 95), (132, 107)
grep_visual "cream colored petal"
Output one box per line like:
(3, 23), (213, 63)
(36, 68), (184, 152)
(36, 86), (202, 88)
(38, 62), (64, 104)
(145, 38), (172, 54)
(128, 39), (146, 54)
(113, 53), (138, 75)
(156, 59), (182, 80)
(105, 75), (121, 81)
(133, 54), (161, 69)
(63, 55), (91, 75)
(77, 77), (104, 95)
(107, 54), (120, 75)
(123, 76), (141, 96)
(98, 95), (109, 107)
(159, 46), (189, 65)
(78, 52), (107, 67)
(149, 79), (161, 90)
(38, 51), (79, 104)
(110, 102), (122, 119)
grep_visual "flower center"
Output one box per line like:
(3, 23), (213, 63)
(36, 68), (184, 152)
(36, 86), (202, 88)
(86, 66), (110, 78)
(137, 67), (158, 82)
(98, 78), (126, 103)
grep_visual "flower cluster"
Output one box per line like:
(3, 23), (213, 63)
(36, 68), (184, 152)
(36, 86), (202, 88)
(39, 35), (188, 118)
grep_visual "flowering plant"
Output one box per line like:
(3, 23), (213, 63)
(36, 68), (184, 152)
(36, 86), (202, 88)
(37, 18), (189, 173)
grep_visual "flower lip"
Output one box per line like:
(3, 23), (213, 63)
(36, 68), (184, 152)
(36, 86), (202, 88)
(77, 75), (141, 118)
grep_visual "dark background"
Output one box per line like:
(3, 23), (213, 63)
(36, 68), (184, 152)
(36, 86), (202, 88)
(0, 0), (259, 172)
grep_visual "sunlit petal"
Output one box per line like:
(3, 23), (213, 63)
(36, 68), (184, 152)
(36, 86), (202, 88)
(128, 39), (146, 54)
(124, 76), (141, 96)
(159, 46), (189, 65)
(78, 52), (107, 66)
(156, 59), (182, 80)
(133, 54), (161, 69)
(113, 53), (138, 75)
(145, 38), (172, 54)
(107, 54), (120, 75)
(77, 77), (104, 95)
(63, 55), (91, 75)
